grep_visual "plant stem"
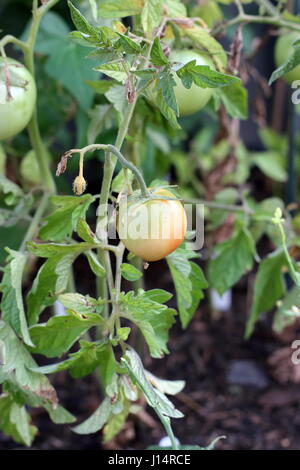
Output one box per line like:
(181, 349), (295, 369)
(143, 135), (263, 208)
(19, 192), (49, 252)
(182, 198), (253, 214)
(21, 0), (59, 194)
(156, 411), (178, 451)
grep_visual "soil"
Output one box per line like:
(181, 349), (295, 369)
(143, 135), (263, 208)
(1, 261), (300, 451)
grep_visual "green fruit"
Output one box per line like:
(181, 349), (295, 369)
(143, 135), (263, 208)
(274, 32), (300, 84)
(0, 58), (36, 140)
(171, 49), (214, 116)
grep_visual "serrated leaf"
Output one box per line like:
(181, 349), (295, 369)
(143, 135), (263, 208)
(176, 61), (239, 89)
(28, 312), (104, 358)
(0, 394), (37, 446)
(167, 248), (207, 328)
(39, 195), (95, 242)
(158, 69), (178, 115)
(208, 224), (255, 295)
(150, 37), (169, 66)
(120, 290), (176, 358)
(120, 263), (143, 281)
(183, 27), (227, 70)
(0, 249), (33, 347)
(122, 348), (183, 418)
(245, 249), (286, 338)
(216, 82), (248, 119)
(141, 0), (163, 37)
(0, 321), (58, 406)
(27, 253), (77, 325)
(94, 62), (127, 83)
(145, 370), (185, 395)
(30, 339), (110, 379)
(116, 33), (141, 54)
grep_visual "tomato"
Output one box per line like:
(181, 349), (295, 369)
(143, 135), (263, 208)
(274, 32), (300, 84)
(117, 188), (187, 262)
(171, 49), (214, 116)
(0, 58), (36, 140)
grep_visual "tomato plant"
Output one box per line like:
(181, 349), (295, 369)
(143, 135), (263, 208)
(117, 188), (187, 262)
(0, 58), (36, 140)
(171, 49), (214, 116)
(1, 0), (300, 453)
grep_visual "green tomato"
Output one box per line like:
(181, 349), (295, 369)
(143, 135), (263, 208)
(171, 49), (214, 116)
(274, 32), (300, 84)
(0, 58), (36, 140)
(117, 188), (187, 262)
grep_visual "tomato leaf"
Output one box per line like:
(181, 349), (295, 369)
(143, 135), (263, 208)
(269, 44), (300, 84)
(0, 249), (33, 347)
(0, 394), (37, 446)
(208, 223), (255, 295)
(39, 195), (95, 242)
(176, 61), (240, 89)
(141, 0), (163, 37)
(245, 249), (286, 339)
(150, 38), (169, 66)
(120, 290), (176, 358)
(120, 263), (143, 281)
(167, 247), (207, 328)
(215, 81), (248, 119)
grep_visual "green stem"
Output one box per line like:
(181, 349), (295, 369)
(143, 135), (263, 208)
(22, 0), (60, 194)
(156, 411), (178, 451)
(182, 198), (253, 214)
(19, 192), (49, 252)
(214, 11), (300, 34)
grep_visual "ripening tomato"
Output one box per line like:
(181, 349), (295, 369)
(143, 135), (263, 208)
(274, 32), (300, 84)
(0, 58), (36, 140)
(117, 188), (187, 262)
(171, 49), (214, 116)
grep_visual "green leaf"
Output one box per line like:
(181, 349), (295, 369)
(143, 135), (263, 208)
(0, 321), (58, 406)
(208, 224), (255, 295)
(85, 79), (115, 94)
(30, 340), (110, 379)
(105, 84), (127, 117)
(245, 249), (286, 338)
(39, 194), (95, 241)
(269, 44), (300, 84)
(145, 370), (185, 395)
(176, 61), (239, 89)
(273, 285), (300, 333)
(77, 218), (95, 243)
(156, 89), (180, 129)
(103, 395), (130, 443)
(58, 292), (104, 315)
(0, 249), (33, 347)
(150, 37), (169, 66)
(116, 33), (141, 54)
(122, 348), (183, 418)
(98, 0), (143, 18)
(68, 1), (97, 37)
(28, 312), (104, 358)
(183, 27), (227, 70)
(27, 253), (77, 325)
(26, 11), (97, 110)
(94, 62), (128, 83)
(0, 394), (37, 446)
(167, 248), (207, 328)
(251, 151), (287, 182)
(44, 403), (76, 424)
(120, 263), (143, 281)
(141, 0), (163, 37)
(165, 0), (187, 16)
(72, 397), (112, 434)
(158, 69), (178, 115)
(28, 241), (94, 258)
(86, 251), (106, 277)
(117, 327), (131, 341)
(120, 290), (176, 358)
(144, 289), (173, 304)
(216, 82), (248, 119)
